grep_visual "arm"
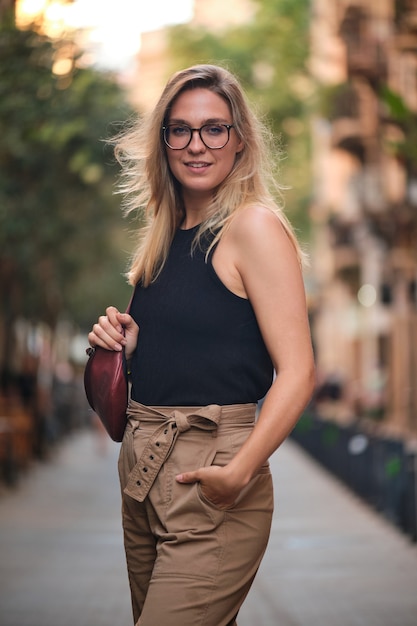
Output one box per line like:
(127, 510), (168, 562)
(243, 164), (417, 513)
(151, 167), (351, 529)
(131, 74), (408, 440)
(177, 207), (315, 506)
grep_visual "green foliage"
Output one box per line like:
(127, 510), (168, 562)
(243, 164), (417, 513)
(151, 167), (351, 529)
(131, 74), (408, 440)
(380, 85), (417, 171)
(317, 82), (359, 120)
(0, 24), (133, 331)
(167, 0), (313, 238)
(380, 85), (410, 120)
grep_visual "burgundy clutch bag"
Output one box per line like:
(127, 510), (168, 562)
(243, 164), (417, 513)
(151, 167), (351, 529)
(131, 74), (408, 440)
(84, 344), (128, 442)
(84, 297), (132, 442)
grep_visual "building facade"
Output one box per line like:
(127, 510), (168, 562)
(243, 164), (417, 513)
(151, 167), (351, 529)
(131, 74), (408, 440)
(129, 0), (255, 112)
(310, 0), (417, 434)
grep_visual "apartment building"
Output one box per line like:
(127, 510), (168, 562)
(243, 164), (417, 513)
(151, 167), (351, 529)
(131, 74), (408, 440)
(310, 0), (417, 434)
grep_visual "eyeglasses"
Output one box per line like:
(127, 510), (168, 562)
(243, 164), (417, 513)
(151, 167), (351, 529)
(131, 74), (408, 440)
(162, 123), (234, 150)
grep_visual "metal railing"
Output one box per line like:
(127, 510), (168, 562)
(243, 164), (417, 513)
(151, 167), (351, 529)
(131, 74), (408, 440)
(291, 411), (417, 542)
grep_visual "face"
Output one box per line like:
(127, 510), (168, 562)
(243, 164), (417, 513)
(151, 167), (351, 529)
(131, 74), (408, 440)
(165, 88), (244, 209)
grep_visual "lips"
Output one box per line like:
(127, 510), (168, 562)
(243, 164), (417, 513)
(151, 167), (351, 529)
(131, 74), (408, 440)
(185, 161), (211, 170)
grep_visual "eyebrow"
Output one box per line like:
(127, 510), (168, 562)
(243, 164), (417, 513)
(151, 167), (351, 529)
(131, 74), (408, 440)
(167, 117), (231, 125)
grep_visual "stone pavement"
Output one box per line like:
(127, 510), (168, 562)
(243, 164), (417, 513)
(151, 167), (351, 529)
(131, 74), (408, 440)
(0, 427), (416, 626)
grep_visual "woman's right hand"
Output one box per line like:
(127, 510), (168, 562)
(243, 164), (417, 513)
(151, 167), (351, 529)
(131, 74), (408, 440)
(87, 306), (139, 360)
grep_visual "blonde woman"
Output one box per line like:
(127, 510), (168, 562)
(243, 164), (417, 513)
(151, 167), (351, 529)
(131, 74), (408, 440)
(88, 64), (315, 626)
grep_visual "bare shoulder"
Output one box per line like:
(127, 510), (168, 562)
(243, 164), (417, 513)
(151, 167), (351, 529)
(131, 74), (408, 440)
(228, 205), (296, 260)
(214, 205), (301, 299)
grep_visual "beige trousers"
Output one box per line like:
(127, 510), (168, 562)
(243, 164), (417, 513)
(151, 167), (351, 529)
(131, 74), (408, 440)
(118, 400), (274, 626)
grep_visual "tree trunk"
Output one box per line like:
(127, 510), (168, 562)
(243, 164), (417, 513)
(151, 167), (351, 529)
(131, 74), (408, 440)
(0, 0), (16, 25)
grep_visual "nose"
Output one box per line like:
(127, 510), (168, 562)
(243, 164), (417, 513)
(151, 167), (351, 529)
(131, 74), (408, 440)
(188, 128), (206, 151)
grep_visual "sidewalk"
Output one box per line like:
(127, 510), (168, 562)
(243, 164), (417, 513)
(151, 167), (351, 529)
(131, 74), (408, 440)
(0, 428), (416, 626)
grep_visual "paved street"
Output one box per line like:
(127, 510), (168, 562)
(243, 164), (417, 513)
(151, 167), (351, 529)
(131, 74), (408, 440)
(0, 427), (416, 626)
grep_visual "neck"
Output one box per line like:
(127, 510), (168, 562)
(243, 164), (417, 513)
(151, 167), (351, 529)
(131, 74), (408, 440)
(181, 189), (213, 228)
(181, 205), (210, 230)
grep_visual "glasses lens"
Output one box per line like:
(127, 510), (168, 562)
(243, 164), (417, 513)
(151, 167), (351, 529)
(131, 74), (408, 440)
(201, 124), (229, 149)
(164, 125), (191, 149)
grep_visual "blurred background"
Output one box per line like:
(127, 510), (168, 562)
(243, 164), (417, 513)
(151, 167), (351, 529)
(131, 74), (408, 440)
(0, 0), (416, 538)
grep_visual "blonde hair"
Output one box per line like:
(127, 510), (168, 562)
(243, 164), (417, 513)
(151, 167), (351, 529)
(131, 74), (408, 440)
(114, 64), (304, 286)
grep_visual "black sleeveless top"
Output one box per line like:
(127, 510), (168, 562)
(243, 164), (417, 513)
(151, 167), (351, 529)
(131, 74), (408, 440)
(129, 225), (273, 406)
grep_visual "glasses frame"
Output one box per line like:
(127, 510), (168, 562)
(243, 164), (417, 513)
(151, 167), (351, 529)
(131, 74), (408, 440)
(162, 123), (235, 150)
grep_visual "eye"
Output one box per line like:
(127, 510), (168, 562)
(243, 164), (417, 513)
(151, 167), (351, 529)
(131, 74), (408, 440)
(170, 124), (190, 137)
(203, 124), (226, 136)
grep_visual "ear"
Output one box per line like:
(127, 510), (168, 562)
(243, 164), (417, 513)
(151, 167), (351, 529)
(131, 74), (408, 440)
(235, 139), (244, 154)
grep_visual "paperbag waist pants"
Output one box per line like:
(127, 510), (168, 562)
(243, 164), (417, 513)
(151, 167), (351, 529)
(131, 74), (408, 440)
(118, 400), (274, 626)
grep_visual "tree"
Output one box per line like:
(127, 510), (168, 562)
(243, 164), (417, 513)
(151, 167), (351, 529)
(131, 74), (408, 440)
(0, 0), (16, 22)
(0, 21), (133, 386)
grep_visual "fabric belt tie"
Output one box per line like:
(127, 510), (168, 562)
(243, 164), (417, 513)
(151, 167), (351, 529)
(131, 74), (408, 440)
(124, 404), (222, 503)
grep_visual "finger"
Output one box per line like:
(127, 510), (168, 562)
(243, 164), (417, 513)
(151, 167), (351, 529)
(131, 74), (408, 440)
(106, 306), (123, 332)
(89, 316), (125, 350)
(116, 312), (138, 331)
(99, 315), (125, 342)
(175, 470), (199, 484)
(88, 330), (123, 352)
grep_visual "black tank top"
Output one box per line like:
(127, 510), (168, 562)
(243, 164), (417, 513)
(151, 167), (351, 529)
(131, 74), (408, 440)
(129, 225), (273, 406)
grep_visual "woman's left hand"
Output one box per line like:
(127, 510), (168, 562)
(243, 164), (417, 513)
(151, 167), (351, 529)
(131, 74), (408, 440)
(176, 465), (242, 509)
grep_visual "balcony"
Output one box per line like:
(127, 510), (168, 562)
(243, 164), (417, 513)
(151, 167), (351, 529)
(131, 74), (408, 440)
(345, 39), (387, 82)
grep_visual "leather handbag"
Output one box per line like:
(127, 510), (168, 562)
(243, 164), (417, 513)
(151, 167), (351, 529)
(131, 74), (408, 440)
(84, 298), (132, 442)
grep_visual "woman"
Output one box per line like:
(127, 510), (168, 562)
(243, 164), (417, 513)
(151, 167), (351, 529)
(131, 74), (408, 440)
(88, 64), (315, 626)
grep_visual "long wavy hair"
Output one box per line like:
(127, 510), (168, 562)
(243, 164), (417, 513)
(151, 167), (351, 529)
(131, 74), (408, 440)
(113, 64), (304, 286)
